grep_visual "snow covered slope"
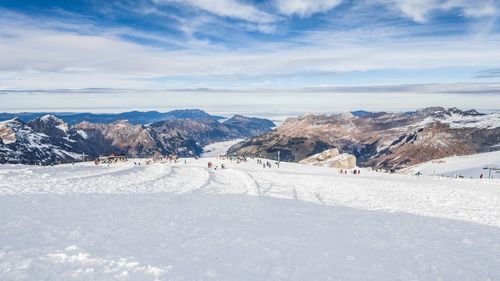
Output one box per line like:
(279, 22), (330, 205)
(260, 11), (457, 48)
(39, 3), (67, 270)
(403, 150), (500, 178)
(1, 158), (500, 280)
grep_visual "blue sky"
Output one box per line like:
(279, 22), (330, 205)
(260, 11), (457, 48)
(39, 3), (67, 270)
(0, 0), (499, 113)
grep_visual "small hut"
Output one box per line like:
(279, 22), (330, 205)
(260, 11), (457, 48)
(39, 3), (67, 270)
(96, 154), (127, 164)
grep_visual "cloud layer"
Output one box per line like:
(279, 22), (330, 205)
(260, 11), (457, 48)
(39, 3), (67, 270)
(376, 0), (498, 22)
(274, 0), (342, 17)
(0, 0), (499, 102)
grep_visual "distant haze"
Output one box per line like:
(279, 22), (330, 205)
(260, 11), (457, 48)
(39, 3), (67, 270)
(1, 88), (499, 121)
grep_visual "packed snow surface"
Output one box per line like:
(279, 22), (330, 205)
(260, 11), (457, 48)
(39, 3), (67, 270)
(1, 155), (500, 280)
(403, 150), (500, 178)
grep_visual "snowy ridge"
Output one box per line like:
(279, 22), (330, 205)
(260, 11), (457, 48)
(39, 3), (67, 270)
(409, 111), (500, 130)
(437, 111), (500, 129)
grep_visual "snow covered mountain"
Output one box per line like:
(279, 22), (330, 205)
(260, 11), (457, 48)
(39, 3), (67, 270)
(0, 117), (83, 165)
(228, 107), (500, 170)
(0, 114), (275, 164)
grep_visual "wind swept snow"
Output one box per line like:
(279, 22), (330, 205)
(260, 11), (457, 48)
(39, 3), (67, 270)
(1, 158), (500, 280)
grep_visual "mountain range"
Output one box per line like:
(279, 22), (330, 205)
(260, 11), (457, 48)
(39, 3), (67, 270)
(0, 109), (224, 125)
(228, 107), (500, 171)
(0, 111), (275, 165)
(2, 107), (499, 170)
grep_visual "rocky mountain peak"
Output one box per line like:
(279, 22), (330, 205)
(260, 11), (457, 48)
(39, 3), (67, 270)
(447, 107), (483, 117)
(415, 107), (484, 119)
(415, 107), (447, 117)
(0, 117), (25, 126)
(30, 114), (69, 134)
(40, 114), (61, 122)
(0, 119), (20, 145)
(339, 111), (356, 119)
(110, 119), (134, 127)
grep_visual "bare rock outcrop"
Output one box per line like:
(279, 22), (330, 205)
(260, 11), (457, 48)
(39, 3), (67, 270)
(299, 148), (357, 169)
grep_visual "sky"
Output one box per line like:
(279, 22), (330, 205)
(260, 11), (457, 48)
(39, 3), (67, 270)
(0, 0), (500, 115)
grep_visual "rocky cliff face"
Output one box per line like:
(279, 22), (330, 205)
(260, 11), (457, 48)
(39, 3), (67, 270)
(74, 120), (162, 158)
(0, 112), (275, 165)
(228, 107), (500, 170)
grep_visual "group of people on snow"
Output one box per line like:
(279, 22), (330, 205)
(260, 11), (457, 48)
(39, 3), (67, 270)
(206, 155), (282, 171)
(339, 169), (361, 175)
(256, 158), (280, 168)
(207, 161), (226, 170)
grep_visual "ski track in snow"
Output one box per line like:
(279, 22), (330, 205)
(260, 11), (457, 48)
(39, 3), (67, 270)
(1, 158), (500, 280)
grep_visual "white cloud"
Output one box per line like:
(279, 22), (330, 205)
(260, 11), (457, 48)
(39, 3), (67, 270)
(1, 10), (500, 90)
(154, 0), (278, 24)
(274, 0), (343, 17)
(376, 0), (498, 23)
